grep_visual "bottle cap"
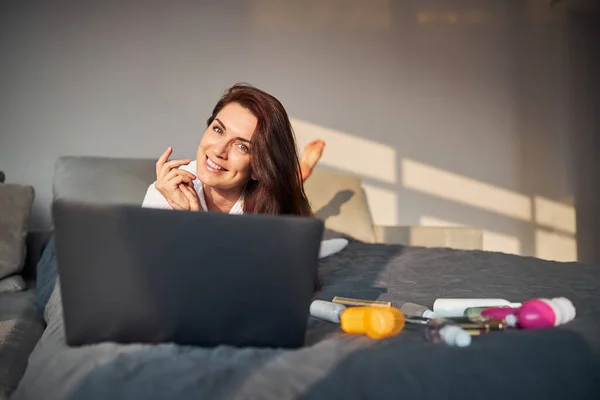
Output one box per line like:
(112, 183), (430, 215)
(505, 314), (518, 327)
(400, 302), (430, 316)
(340, 307), (367, 334)
(309, 300), (346, 323)
(439, 325), (472, 347)
(340, 307), (406, 339)
(422, 310), (438, 319)
(547, 297), (576, 325)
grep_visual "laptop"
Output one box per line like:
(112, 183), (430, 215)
(52, 199), (324, 349)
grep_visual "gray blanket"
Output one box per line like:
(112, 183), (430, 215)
(12, 239), (600, 400)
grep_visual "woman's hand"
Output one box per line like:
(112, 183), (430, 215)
(168, 184), (202, 211)
(154, 146), (196, 209)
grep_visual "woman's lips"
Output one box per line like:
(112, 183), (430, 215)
(205, 155), (228, 172)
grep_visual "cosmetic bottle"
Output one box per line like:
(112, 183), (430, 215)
(340, 306), (405, 339)
(443, 317), (506, 333)
(505, 297), (576, 329)
(425, 319), (471, 347)
(433, 298), (521, 317)
(400, 302), (438, 318)
(480, 306), (521, 320)
(309, 300), (346, 323)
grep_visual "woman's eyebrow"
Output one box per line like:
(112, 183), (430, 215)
(215, 118), (227, 131)
(215, 118), (250, 143)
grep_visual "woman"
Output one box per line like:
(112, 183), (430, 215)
(142, 83), (340, 290)
(142, 83), (325, 214)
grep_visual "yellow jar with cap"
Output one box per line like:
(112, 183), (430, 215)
(340, 306), (406, 339)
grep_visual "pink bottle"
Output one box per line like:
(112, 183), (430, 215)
(481, 306), (520, 320)
(505, 297), (576, 329)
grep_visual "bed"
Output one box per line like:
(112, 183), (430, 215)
(10, 156), (600, 399)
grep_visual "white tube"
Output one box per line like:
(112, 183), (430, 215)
(309, 300), (346, 323)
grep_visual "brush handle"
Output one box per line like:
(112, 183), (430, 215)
(332, 296), (391, 308)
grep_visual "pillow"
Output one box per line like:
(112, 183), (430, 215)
(322, 227), (360, 242)
(0, 184), (35, 280)
(0, 275), (26, 293)
(304, 168), (376, 243)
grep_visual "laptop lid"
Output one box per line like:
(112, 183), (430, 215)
(52, 199), (324, 349)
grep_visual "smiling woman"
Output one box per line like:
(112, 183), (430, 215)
(142, 83), (331, 290)
(142, 83), (325, 216)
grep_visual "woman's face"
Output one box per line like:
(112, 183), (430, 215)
(196, 102), (257, 192)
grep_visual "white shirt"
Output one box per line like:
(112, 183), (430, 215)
(141, 160), (348, 259)
(141, 160), (244, 214)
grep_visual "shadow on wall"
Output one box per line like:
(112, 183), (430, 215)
(314, 190), (355, 221)
(292, 117), (577, 263)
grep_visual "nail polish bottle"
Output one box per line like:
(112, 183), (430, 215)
(425, 319), (472, 347)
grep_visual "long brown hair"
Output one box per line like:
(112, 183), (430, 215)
(207, 83), (312, 217)
(208, 84), (322, 291)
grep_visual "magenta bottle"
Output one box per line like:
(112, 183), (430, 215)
(481, 306), (520, 320)
(505, 297), (576, 329)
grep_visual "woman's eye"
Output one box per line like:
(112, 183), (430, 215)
(213, 126), (223, 134)
(238, 143), (249, 153)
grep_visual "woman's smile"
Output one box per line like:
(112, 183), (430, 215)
(205, 155), (228, 173)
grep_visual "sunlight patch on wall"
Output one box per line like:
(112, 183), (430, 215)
(535, 229), (578, 262)
(291, 118), (397, 184)
(420, 216), (522, 255)
(533, 196), (576, 235)
(483, 231), (522, 255)
(362, 184), (398, 226)
(402, 159), (531, 222)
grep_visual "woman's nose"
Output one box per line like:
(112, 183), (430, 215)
(212, 138), (228, 158)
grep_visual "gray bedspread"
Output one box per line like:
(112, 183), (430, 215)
(12, 239), (600, 400)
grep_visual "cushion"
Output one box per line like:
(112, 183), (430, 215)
(53, 156), (156, 206)
(0, 288), (45, 397)
(0, 276), (26, 293)
(0, 184), (35, 279)
(304, 168), (376, 243)
(52, 157), (377, 243)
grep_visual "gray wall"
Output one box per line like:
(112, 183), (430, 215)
(1, 0), (597, 261)
(564, 7), (600, 264)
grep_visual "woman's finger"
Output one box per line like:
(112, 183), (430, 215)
(179, 184), (200, 210)
(168, 199), (186, 210)
(163, 169), (197, 186)
(159, 158), (192, 180)
(179, 184), (201, 211)
(166, 175), (185, 189)
(156, 146), (173, 178)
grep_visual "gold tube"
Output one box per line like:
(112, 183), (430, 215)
(332, 296), (391, 308)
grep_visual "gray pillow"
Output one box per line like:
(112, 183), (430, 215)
(0, 184), (35, 280)
(0, 275), (26, 293)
